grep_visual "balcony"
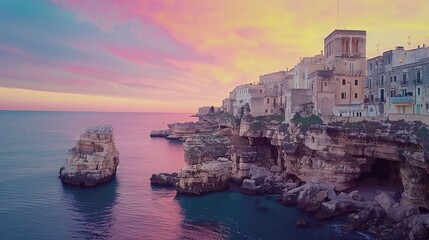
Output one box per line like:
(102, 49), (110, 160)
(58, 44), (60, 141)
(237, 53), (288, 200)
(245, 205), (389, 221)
(375, 98), (386, 103)
(391, 96), (415, 105)
(414, 79), (423, 84)
(344, 70), (365, 77)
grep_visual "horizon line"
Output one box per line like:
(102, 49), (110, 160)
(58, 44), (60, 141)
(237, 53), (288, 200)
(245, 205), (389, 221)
(0, 109), (195, 114)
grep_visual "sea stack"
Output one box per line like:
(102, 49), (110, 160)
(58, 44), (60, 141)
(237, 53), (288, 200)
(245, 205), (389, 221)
(59, 125), (119, 186)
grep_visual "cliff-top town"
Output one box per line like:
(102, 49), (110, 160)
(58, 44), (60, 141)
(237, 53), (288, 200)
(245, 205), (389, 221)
(198, 29), (429, 125)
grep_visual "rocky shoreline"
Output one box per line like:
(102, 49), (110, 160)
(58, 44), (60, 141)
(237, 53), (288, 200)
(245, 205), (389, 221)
(150, 109), (429, 239)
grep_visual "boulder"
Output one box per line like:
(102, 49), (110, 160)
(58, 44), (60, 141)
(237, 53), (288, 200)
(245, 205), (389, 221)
(374, 192), (396, 211)
(400, 214), (429, 240)
(260, 175), (286, 194)
(59, 125), (119, 186)
(315, 197), (375, 220)
(150, 173), (178, 186)
(241, 179), (258, 195)
(249, 165), (272, 185)
(348, 190), (363, 201)
(282, 192), (299, 206)
(342, 205), (386, 232)
(386, 203), (420, 224)
(297, 184), (336, 213)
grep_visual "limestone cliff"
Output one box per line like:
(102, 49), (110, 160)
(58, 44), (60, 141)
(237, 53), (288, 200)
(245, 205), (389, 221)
(176, 134), (232, 194)
(59, 125), (119, 186)
(154, 112), (429, 238)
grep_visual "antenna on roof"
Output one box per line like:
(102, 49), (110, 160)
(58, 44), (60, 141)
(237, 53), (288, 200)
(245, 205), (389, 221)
(376, 43), (381, 55)
(337, 0), (339, 29)
(408, 36), (412, 49)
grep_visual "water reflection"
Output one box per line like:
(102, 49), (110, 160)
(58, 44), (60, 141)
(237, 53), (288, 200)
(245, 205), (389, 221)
(62, 178), (119, 239)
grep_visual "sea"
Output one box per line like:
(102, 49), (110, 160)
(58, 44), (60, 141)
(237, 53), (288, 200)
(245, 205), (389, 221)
(0, 111), (372, 240)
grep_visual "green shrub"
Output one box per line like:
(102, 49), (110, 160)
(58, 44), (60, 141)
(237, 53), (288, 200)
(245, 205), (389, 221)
(255, 114), (285, 123)
(250, 121), (264, 131)
(291, 113), (323, 133)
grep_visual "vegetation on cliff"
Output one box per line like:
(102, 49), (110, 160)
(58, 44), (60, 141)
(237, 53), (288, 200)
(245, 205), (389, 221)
(291, 113), (323, 133)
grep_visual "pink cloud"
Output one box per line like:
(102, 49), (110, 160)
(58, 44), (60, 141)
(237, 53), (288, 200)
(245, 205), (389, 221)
(0, 43), (31, 58)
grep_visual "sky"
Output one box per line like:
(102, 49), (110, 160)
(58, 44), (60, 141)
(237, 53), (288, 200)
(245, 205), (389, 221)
(1, 0), (429, 112)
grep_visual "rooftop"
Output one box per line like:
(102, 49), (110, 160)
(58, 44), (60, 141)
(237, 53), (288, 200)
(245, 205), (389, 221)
(324, 29), (366, 42)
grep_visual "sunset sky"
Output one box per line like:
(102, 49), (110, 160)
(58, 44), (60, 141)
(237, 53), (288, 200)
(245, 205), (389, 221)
(1, 0), (429, 112)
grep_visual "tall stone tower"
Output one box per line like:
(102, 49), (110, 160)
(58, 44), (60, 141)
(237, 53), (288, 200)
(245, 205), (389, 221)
(324, 30), (367, 105)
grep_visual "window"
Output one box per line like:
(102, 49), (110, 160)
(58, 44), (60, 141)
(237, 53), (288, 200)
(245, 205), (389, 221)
(341, 92), (347, 99)
(265, 109), (268, 113)
(260, 89), (263, 93)
(342, 79), (346, 85)
(270, 109), (274, 113)
(355, 93), (358, 98)
(355, 79), (358, 85)
(350, 62), (355, 75)
(266, 98), (270, 104)
(417, 69), (422, 82)
(380, 75), (385, 86)
(390, 76), (393, 83)
(418, 87), (421, 96)
(324, 82), (327, 87)
(403, 73), (407, 83)
(368, 78), (372, 87)
(369, 63), (373, 70)
(394, 76), (397, 82)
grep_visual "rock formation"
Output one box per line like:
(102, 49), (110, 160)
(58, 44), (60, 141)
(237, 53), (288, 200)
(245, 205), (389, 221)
(152, 112), (429, 239)
(59, 125), (119, 186)
(150, 121), (219, 141)
(150, 129), (171, 138)
(176, 134), (232, 194)
(150, 173), (178, 186)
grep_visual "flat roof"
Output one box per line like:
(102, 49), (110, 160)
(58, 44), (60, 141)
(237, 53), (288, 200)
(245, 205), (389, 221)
(324, 29), (366, 42)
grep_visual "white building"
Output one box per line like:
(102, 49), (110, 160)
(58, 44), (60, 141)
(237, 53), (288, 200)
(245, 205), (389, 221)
(292, 54), (325, 89)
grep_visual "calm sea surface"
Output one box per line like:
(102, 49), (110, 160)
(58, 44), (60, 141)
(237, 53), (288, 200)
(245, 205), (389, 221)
(0, 111), (371, 240)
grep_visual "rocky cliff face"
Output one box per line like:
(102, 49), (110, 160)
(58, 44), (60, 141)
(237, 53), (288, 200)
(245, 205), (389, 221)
(59, 125), (119, 186)
(150, 121), (219, 141)
(291, 121), (429, 208)
(153, 113), (429, 238)
(176, 134), (232, 194)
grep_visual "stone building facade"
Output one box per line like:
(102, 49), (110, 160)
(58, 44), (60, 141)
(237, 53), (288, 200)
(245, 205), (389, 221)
(292, 54), (325, 89)
(365, 46), (429, 115)
(259, 70), (294, 115)
(233, 83), (267, 116)
(308, 29), (367, 116)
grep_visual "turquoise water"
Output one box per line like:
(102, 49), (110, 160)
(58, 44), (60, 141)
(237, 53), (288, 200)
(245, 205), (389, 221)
(0, 111), (371, 239)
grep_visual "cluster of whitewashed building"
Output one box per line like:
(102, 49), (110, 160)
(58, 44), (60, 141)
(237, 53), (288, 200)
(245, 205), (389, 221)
(211, 29), (429, 122)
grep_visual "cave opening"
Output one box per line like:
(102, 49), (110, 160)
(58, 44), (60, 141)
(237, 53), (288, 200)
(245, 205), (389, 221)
(270, 145), (278, 162)
(353, 158), (404, 201)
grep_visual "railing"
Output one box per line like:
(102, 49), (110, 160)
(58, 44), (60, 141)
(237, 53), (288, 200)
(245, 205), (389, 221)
(401, 80), (408, 86)
(391, 96), (414, 105)
(414, 79), (423, 84)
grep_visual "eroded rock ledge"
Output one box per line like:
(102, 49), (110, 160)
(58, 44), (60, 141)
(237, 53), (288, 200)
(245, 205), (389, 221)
(152, 111), (429, 239)
(59, 125), (119, 186)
